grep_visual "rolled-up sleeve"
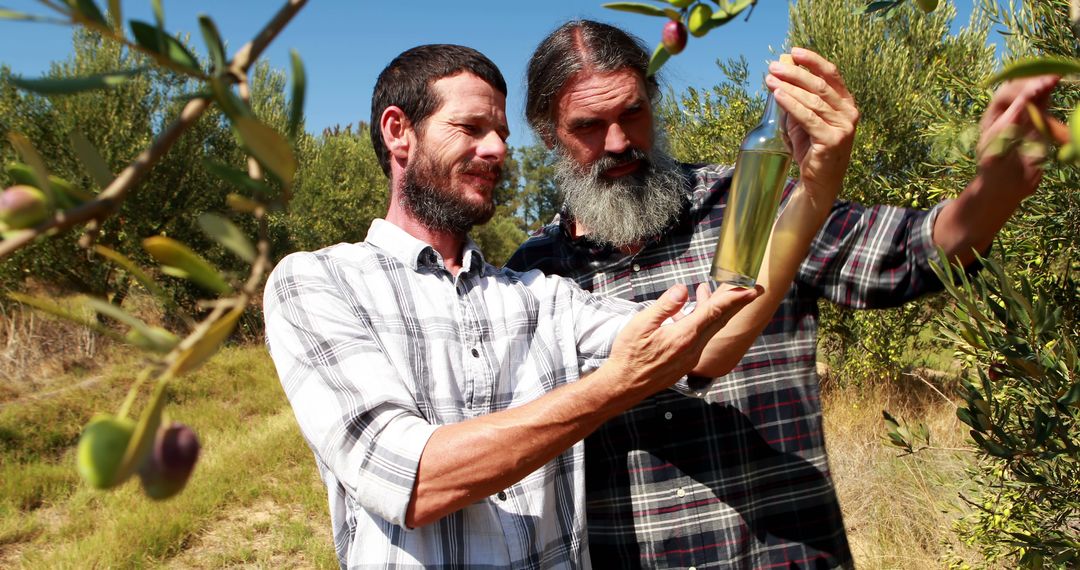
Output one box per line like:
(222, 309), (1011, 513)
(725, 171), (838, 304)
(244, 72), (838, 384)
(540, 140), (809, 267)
(264, 252), (438, 526)
(798, 200), (948, 309)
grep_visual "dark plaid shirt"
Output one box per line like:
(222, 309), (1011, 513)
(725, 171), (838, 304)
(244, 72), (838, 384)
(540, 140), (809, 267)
(506, 162), (947, 569)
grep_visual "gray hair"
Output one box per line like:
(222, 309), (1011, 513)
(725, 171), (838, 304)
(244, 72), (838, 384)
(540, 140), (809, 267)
(525, 20), (661, 144)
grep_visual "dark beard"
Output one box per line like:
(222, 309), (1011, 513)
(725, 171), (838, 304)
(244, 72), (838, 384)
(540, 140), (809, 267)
(554, 145), (685, 249)
(402, 149), (499, 237)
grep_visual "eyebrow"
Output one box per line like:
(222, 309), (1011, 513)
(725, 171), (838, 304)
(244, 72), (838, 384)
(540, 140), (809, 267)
(450, 113), (510, 139)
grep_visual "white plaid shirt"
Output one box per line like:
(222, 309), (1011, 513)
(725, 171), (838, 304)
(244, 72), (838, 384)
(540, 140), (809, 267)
(264, 218), (639, 569)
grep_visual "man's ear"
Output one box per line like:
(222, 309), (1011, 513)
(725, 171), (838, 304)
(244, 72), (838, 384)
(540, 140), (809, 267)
(380, 106), (412, 161)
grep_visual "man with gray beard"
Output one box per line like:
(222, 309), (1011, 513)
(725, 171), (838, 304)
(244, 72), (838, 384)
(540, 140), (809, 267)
(506, 19), (1058, 570)
(553, 145), (684, 250)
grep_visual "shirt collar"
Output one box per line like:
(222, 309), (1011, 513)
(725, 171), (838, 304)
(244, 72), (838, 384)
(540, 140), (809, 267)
(366, 218), (487, 274)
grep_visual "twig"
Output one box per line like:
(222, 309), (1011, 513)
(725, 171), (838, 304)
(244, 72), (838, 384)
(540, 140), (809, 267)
(0, 0), (308, 259)
(904, 370), (959, 409)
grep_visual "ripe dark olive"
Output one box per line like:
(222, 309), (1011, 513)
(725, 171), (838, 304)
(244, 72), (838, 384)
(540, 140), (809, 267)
(662, 21), (688, 55)
(139, 422), (200, 500)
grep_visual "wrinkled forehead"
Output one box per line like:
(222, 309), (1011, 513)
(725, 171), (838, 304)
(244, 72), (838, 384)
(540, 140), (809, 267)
(555, 69), (649, 122)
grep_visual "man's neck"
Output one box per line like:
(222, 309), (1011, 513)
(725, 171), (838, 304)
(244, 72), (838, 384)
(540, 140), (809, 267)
(385, 206), (468, 276)
(568, 217), (644, 256)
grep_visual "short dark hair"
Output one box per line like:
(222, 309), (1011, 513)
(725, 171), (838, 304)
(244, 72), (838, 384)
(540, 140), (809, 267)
(370, 44), (507, 176)
(525, 20), (660, 144)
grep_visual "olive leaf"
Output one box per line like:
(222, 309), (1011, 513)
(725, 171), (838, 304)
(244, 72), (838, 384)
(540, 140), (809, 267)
(10, 69), (144, 95)
(198, 212), (256, 263)
(143, 236), (233, 294)
(169, 305), (244, 376)
(603, 2), (670, 17)
(232, 115), (297, 185)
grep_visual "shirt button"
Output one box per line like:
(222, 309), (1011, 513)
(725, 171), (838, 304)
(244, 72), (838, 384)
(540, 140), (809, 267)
(664, 411), (673, 420)
(676, 487), (687, 498)
(471, 348), (480, 358)
(496, 491), (507, 501)
(632, 263), (641, 272)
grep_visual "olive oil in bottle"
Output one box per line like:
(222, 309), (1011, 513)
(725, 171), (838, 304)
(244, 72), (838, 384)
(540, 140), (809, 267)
(710, 55), (794, 287)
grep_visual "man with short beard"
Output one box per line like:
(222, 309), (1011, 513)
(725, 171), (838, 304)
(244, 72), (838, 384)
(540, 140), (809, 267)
(263, 44), (828, 569)
(505, 19), (1059, 570)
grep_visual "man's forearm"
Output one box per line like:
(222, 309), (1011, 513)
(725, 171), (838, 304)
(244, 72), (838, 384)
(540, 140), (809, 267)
(932, 175), (1026, 267)
(405, 361), (645, 528)
(692, 183), (833, 376)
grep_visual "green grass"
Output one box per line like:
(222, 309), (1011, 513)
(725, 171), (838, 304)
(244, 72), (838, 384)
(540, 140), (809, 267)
(2, 341), (982, 569)
(0, 344), (335, 568)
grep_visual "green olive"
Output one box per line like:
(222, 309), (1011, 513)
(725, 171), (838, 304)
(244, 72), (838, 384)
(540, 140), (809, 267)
(914, 0), (938, 13)
(688, 4), (713, 38)
(77, 414), (136, 489)
(0, 185), (50, 230)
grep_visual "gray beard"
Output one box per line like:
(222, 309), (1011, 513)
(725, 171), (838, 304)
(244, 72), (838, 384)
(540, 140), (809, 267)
(554, 146), (685, 249)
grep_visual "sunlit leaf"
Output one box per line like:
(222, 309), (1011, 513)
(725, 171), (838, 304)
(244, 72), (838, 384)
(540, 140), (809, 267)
(853, 1), (901, 15)
(107, 0), (121, 32)
(115, 380), (167, 486)
(170, 305), (244, 376)
(1070, 102), (1080, 153)
(93, 245), (165, 299)
(603, 2), (670, 17)
(233, 116), (296, 185)
(226, 193), (261, 213)
(198, 212), (255, 263)
(288, 49), (306, 140)
(82, 297), (156, 335)
(0, 9), (67, 23)
(71, 0), (108, 27)
(203, 160), (272, 194)
(8, 292), (96, 330)
(647, 42), (671, 77)
(11, 68), (143, 95)
(6, 133), (52, 201)
(209, 77), (250, 119)
(129, 20), (202, 75)
(985, 56), (1080, 86)
(143, 235), (232, 294)
(69, 129), (114, 189)
(197, 14), (226, 72)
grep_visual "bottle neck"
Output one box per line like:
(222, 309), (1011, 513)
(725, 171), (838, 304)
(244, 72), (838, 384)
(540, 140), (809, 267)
(760, 89), (784, 130)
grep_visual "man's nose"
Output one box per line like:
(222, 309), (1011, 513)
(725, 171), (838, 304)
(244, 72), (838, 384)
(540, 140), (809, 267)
(477, 130), (507, 164)
(604, 123), (631, 155)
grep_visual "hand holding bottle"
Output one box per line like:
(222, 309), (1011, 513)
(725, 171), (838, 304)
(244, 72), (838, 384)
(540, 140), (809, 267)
(765, 47), (859, 206)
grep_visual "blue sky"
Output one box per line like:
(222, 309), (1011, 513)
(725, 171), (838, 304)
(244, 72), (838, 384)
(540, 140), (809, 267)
(1, 1), (983, 149)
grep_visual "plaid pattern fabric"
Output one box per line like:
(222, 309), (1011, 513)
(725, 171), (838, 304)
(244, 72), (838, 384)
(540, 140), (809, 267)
(265, 218), (639, 569)
(506, 162), (948, 569)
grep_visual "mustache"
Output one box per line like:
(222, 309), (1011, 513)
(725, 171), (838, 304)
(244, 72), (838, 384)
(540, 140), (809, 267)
(458, 159), (503, 181)
(592, 148), (650, 175)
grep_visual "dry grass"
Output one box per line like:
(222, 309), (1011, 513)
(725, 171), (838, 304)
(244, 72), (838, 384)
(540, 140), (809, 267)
(0, 301), (104, 400)
(823, 371), (984, 569)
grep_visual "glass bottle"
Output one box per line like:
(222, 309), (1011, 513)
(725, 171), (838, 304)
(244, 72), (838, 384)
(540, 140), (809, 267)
(710, 54), (794, 288)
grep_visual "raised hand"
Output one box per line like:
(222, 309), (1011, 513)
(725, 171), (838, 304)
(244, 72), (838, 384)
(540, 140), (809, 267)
(765, 46), (860, 204)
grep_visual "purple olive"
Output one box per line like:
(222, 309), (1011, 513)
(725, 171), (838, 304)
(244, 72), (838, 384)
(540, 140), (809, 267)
(139, 422), (200, 500)
(662, 21), (688, 55)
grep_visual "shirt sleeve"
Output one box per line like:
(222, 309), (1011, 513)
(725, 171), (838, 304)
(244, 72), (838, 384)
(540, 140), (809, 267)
(544, 274), (640, 374)
(263, 252), (438, 527)
(797, 200), (949, 309)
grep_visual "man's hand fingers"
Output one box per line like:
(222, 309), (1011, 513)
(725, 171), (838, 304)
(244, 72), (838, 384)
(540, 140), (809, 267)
(636, 283), (690, 330)
(688, 285), (760, 333)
